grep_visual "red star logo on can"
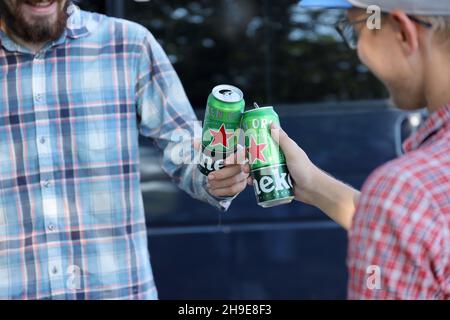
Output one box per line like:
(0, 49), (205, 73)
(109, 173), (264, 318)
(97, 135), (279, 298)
(209, 124), (234, 148)
(247, 136), (267, 164)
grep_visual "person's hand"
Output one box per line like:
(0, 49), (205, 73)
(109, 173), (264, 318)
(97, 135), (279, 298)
(251, 123), (359, 230)
(268, 123), (320, 204)
(207, 146), (250, 197)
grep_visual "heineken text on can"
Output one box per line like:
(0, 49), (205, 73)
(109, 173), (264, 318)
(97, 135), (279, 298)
(199, 85), (245, 175)
(242, 105), (295, 208)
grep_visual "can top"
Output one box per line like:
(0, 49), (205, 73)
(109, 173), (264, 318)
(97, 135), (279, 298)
(243, 106), (274, 114)
(212, 85), (244, 103)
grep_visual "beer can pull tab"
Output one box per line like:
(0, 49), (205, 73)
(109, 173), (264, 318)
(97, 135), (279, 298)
(222, 89), (233, 97)
(253, 102), (260, 109)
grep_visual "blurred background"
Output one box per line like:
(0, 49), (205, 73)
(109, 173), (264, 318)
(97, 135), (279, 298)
(76, 0), (423, 299)
(79, 0), (388, 107)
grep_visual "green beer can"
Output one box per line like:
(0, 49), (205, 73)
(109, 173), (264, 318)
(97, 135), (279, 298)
(242, 104), (295, 208)
(199, 85), (245, 176)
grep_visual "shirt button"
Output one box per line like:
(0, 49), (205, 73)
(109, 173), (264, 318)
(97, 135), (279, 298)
(39, 137), (46, 144)
(51, 266), (58, 275)
(42, 180), (51, 188)
(35, 93), (43, 102)
(47, 224), (56, 232)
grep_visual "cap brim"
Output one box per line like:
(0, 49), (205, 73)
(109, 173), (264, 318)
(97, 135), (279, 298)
(299, 0), (353, 9)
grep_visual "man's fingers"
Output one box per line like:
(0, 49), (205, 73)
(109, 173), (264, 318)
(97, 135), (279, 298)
(209, 180), (247, 197)
(208, 172), (249, 190)
(209, 164), (243, 181)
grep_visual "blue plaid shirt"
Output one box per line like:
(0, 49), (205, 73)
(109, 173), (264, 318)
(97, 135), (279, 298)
(0, 5), (231, 300)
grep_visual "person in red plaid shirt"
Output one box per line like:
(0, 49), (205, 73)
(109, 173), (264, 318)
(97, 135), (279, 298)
(264, 0), (449, 299)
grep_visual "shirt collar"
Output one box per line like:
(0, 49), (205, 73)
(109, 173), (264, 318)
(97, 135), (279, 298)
(0, 3), (90, 54)
(65, 3), (91, 39)
(403, 104), (450, 153)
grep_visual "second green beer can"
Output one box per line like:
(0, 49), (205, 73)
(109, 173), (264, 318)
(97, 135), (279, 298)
(242, 104), (295, 208)
(199, 85), (245, 175)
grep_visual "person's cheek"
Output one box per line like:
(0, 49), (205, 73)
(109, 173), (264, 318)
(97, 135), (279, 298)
(357, 35), (386, 82)
(356, 37), (370, 68)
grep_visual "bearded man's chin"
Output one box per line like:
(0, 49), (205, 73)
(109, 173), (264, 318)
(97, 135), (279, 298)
(0, 0), (70, 44)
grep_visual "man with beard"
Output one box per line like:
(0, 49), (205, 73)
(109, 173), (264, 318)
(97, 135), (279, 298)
(271, 0), (449, 299)
(0, 1), (248, 299)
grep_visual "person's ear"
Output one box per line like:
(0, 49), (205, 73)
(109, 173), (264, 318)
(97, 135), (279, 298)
(389, 10), (420, 54)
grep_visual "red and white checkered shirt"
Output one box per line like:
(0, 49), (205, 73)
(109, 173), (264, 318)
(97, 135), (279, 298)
(348, 104), (450, 300)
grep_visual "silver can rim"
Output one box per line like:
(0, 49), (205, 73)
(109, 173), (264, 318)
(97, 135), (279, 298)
(212, 85), (244, 103)
(243, 106), (274, 114)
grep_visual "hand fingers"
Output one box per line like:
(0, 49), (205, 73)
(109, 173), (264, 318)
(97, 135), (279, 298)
(209, 164), (243, 181)
(208, 171), (249, 190)
(209, 179), (247, 197)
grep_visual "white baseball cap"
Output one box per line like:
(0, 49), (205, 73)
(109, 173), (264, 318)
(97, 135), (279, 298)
(299, 0), (450, 15)
(349, 0), (450, 16)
